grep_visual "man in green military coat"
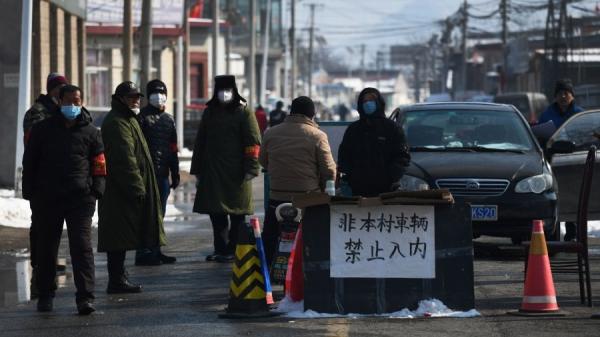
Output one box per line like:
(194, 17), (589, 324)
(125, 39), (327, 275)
(99, 81), (166, 293)
(190, 75), (261, 263)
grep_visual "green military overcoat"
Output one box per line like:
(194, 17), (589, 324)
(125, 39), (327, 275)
(190, 103), (261, 215)
(98, 97), (166, 252)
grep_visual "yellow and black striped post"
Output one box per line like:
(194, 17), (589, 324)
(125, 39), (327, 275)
(220, 224), (276, 318)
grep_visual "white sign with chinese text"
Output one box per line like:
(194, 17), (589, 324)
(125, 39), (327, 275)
(330, 205), (435, 278)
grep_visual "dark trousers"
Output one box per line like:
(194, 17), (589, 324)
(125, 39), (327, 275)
(32, 197), (95, 301)
(107, 251), (126, 281)
(208, 213), (245, 255)
(136, 176), (170, 259)
(263, 199), (287, 269)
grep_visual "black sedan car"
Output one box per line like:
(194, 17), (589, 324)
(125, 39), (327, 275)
(391, 102), (559, 243)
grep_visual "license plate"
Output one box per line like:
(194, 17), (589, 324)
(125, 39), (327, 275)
(471, 205), (498, 221)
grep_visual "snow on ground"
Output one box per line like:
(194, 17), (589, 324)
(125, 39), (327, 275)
(274, 296), (481, 319)
(0, 189), (187, 229)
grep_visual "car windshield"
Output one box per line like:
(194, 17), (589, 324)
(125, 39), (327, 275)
(402, 109), (534, 151)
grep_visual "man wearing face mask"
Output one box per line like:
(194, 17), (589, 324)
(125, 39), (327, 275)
(22, 73), (70, 300)
(338, 87), (411, 197)
(22, 85), (105, 315)
(135, 79), (179, 265)
(99, 81), (166, 293)
(190, 75), (261, 262)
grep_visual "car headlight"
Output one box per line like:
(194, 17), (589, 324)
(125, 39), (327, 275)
(399, 175), (429, 191)
(515, 172), (553, 194)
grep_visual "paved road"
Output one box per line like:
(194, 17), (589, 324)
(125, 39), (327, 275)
(1, 176), (600, 336)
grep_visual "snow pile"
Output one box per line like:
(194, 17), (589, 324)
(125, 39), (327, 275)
(0, 190), (31, 228)
(179, 147), (194, 158)
(0, 189), (185, 229)
(274, 296), (480, 319)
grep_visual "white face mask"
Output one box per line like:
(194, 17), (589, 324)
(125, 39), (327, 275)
(149, 93), (167, 109)
(218, 89), (233, 103)
(131, 108), (141, 115)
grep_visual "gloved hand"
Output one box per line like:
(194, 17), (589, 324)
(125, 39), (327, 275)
(136, 194), (145, 205)
(170, 173), (180, 189)
(244, 172), (257, 181)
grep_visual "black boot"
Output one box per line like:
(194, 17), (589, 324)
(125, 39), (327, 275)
(107, 251), (142, 294)
(107, 274), (143, 294)
(76, 299), (96, 315)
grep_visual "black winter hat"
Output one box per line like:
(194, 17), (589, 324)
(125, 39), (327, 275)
(214, 75), (238, 90)
(206, 75), (246, 107)
(115, 81), (144, 97)
(147, 79), (168, 96)
(554, 79), (574, 96)
(290, 96), (315, 118)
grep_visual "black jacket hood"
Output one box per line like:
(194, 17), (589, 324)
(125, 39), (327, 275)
(357, 87), (386, 119)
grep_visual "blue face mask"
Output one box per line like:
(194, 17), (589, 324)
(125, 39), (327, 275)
(61, 105), (82, 120)
(362, 100), (377, 115)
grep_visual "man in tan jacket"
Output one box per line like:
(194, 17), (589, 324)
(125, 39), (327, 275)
(259, 96), (336, 268)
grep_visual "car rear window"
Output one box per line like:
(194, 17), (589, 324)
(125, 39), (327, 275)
(402, 109), (534, 151)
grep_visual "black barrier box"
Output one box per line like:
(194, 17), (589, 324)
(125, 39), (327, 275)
(302, 202), (473, 314)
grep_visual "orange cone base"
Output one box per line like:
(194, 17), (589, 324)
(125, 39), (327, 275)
(507, 309), (567, 317)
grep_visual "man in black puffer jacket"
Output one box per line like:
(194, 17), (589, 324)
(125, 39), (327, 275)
(338, 87), (411, 197)
(135, 79), (179, 265)
(22, 85), (106, 315)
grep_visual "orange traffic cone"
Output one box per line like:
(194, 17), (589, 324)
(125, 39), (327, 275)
(509, 220), (565, 316)
(285, 223), (304, 302)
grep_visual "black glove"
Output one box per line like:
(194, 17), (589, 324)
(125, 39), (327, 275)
(171, 173), (180, 189)
(137, 194), (145, 205)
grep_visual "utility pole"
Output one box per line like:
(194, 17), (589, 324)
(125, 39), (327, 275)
(461, 0), (468, 94)
(289, 0), (296, 99)
(307, 3), (316, 98)
(212, 0), (220, 87)
(500, 0), (508, 93)
(260, 0), (272, 107)
(414, 57), (421, 103)
(249, 0), (256, 109)
(225, 0), (232, 74)
(360, 44), (366, 81)
(123, 0), (132, 81)
(140, 0), (153, 92)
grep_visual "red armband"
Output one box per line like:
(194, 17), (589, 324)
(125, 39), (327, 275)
(170, 142), (178, 153)
(92, 153), (107, 176)
(244, 145), (260, 159)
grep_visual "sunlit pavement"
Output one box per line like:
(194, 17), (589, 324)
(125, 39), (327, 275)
(1, 174), (600, 336)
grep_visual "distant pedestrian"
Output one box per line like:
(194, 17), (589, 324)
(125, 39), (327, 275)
(338, 87), (411, 197)
(190, 75), (261, 262)
(538, 79), (584, 129)
(135, 79), (179, 266)
(22, 85), (105, 315)
(269, 100), (287, 127)
(259, 96), (336, 268)
(337, 103), (350, 122)
(99, 81), (166, 293)
(22, 72), (68, 300)
(255, 104), (268, 135)
(538, 79), (584, 242)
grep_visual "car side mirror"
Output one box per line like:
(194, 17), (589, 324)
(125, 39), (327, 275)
(549, 140), (576, 154)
